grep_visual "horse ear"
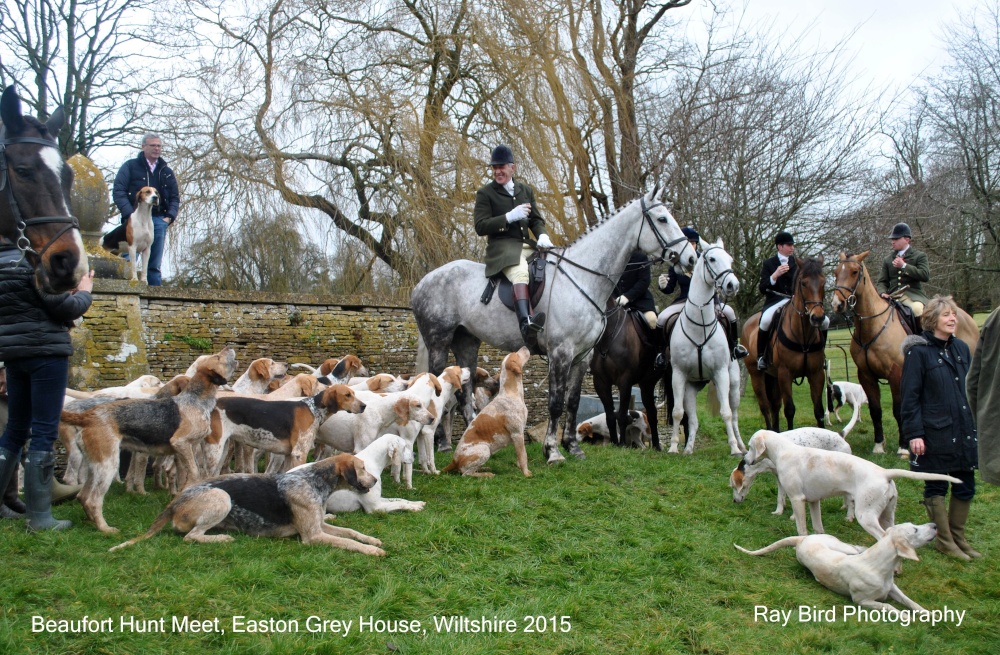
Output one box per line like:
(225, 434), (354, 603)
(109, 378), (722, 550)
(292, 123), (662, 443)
(856, 250), (871, 262)
(1, 85), (25, 134)
(839, 251), (847, 261)
(45, 106), (65, 137)
(795, 257), (804, 267)
(816, 254), (824, 266)
(650, 181), (661, 199)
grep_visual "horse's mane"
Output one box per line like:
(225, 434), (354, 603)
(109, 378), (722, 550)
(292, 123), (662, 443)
(564, 194), (647, 249)
(0, 114), (52, 140)
(795, 256), (824, 280)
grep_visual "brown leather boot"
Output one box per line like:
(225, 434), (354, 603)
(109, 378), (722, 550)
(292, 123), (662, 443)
(949, 497), (981, 559)
(513, 283), (544, 347)
(924, 496), (971, 561)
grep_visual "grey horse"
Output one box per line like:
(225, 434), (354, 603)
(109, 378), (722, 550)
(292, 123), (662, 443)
(412, 184), (695, 464)
(666, 240), (745, 456)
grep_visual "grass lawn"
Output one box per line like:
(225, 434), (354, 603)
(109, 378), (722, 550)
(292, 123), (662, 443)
(2, 326), (999, 654)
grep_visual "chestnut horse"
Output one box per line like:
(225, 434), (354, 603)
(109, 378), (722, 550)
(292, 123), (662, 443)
(743, 256), (827, 431)
(0, 85), (86, 293)
(589, 300), (662, 450)
(831, 250), (979, 454)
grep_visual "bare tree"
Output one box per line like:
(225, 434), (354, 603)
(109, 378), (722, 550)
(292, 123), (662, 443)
(0, 0), (155, 156)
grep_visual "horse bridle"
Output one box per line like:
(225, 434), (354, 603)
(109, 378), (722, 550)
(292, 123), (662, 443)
(639, 197), (689, 266)
(0, 135), (80, 259)
(832, 259), (865, 310)
(699, 245), (736, 296)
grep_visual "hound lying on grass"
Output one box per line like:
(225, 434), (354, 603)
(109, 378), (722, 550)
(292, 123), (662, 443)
(735, 523), (937, 611)
(109, 453), (385, 555)
(576, 409), (651, 449)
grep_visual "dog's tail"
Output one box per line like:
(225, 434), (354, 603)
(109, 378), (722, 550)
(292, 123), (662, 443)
(884, 470), (963, 485)
(65, 388), (93, 400)
(108, 504), (176, 552)
(441, 457), (459, 474)
(734, 536), (805, 556)
(291, 362), (319, 374)
(59, 409), (93, 427)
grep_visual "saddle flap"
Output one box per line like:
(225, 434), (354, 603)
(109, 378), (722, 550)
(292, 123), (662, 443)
(491, 254), (547, 311)
(892, 301), (918, 335)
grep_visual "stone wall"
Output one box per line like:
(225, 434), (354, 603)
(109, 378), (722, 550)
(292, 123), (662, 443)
(70, 281), (568, 420)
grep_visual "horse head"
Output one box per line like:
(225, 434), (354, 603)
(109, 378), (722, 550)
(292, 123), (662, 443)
(699, 239), (739, 299)
(831, 250), (873, 314)
(0, 85), (87, 293)
(793, 255), (826, 328)
(637, 184), (696, 273)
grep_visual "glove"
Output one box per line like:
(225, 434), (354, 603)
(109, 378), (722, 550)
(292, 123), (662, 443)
(536, 234), (554, 249)
(506, 204), (530, 223)
(658, 273), (668, 288)
(617, 295), (628, 306)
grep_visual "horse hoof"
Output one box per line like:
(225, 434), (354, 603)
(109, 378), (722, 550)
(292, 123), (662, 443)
(683, 448), (694, 455)
(872, 443), (885, 455)
(896, 448), (909, 459)
(547, 451), (566, 465)
(437, 444), (452, 453)
(667, 446), (679, 454)
(568, 446), (586, 460)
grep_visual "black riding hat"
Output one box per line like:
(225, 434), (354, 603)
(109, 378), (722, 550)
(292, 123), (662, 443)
(889, 222), (912, 239)
(490, 144), (515, 166)
(682, 226), (700, 241)
(774, 231), (794, 246)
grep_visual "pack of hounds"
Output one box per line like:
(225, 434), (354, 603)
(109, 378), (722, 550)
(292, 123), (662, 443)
(56, 346), (534, 556)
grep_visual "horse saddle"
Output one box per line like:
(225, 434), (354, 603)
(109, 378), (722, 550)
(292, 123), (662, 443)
(480, 254), (546, 311)
(891, 300), (919, 335)
(663, 306), (735, 360)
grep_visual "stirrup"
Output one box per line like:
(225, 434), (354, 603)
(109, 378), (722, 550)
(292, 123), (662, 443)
(734, 345), (749, 359)
(756, 356), (768, 371)
(654, 353), (666, 370)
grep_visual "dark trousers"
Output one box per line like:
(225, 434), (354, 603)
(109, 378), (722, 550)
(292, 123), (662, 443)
(0, 356), (69, 453)
(924, 469), (976, 501)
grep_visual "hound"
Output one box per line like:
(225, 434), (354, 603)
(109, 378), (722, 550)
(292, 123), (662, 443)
(61, 348), (237, 533)
(210, 385), (366, 475)
(349, 373), (410, 393)
(126, 186), (157, 283)
(436, 366), (500, 453)
(231, 358), (288, 394)
(576, 410), (651, 449)
(743, 431), (963, 539)
(825, 380), (868, 436)
(109, 453), (385, 556)
(315, 388), (436, 456)
(731, 428), (853, 516)
(735, 523), (938, 611)
(64, 375), (164, 401)
(442, 348), (532, 478)
(298, 434), (425, 514)
(290, 355), (368, 382)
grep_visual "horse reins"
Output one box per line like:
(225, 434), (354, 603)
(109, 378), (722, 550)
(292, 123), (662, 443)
(0, 135), (80, 262)
(832, 259), (896, 371)
(678, 246), (733, 380)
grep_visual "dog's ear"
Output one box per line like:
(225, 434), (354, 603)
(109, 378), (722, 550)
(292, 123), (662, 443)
(896, 541), (920, 561)
(209, 371), (228, 386)
(747, 434), (766, 463)
(250, 359), (270, 381)
(393, 397), (411, 425)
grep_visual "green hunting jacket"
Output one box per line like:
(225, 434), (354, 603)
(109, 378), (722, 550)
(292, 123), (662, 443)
(968, 306), (1000, 485)
(474, 179), (547, 278)
(875, 246), (930, 304)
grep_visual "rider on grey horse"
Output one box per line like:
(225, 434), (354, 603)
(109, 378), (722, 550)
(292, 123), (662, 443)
(474, 145), (554, 348)
(756, 231), (829, 371)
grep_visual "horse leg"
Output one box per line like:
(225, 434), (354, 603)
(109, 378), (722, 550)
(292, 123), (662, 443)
(668, 370), (686, 454)
(763, 375), (781, 431)
(887, 366), (906, 457)
(561, 362), (587, 459)
(544, 352), (580, 464)
(616, 382), (633, 448)
(681, 384), (700, 455)
(809, 365), (826, 428)
(728, 360), (744, 453)
(451, 331), (481, 426)
(639, 378), (661, 451)
(857, 368), (884, 454)
(778, 369), (795, 431)
(714, 363), (744, 455)
(593, 375), (618, 446)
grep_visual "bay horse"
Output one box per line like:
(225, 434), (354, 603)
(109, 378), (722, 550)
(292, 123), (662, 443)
(831, 250), (979, 454)
(0, 85), (87, 293)
(412, 184), (696, 464)
(743, 256), (827, 431)
(666, 240), (744, 455)
(589, 300), (661, 450)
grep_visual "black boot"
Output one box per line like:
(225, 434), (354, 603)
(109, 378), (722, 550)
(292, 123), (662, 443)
(653, 324), (667, 370)
(24, 451), (73, 532)
(0, 447), (25, 519)
(726, 318), (749, 359)
(513, 283), (544, 348)
(756, 328), (770, 371)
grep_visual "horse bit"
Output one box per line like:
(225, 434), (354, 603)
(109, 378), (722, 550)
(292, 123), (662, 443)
(0, 135), (80, 260)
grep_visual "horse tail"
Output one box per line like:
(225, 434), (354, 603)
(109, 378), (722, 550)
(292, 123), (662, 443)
(734, 536), (805, 556)
(108, 503), (177, 552)
(415, 333), (429, 374)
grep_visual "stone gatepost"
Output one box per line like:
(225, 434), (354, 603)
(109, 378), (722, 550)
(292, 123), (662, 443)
(67, 153), (125, 280)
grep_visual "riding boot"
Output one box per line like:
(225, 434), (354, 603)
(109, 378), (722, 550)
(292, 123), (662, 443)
(24, 451), (73, 532)
(727, 319), (749, 359)
(949, 497), (982, 559)
(923, 496), (971, 561)
(653, 326), (667, 370)
(756, 328), (770, 371)
(0, 447), (25, 519)
(513, 283), (544, 347)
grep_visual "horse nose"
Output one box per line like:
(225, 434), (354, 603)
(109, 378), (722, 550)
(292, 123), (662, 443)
(48, 250), (81, 288)
(810, 312), (825, 327)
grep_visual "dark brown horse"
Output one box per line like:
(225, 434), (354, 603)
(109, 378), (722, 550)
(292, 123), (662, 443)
(0, 85), (87, 293)
(831, 250), (979, 454)
(589, 302), (662, 450)
(743, 256), (827, 430)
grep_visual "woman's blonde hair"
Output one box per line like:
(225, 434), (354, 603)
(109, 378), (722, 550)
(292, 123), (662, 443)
(921, 295), (960, 332)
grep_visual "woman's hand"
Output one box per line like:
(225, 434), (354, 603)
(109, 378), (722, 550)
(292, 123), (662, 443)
(909, 437), (925, 456)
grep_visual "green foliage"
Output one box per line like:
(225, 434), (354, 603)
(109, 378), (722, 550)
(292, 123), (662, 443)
(163, 333), (213, 352)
